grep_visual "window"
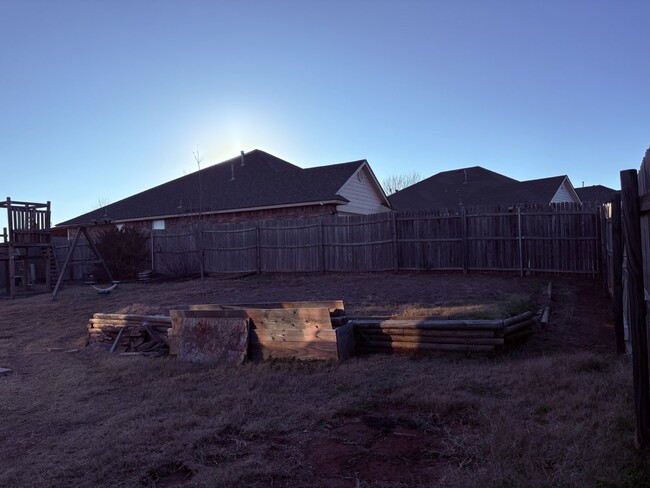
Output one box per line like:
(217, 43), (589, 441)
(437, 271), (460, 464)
(152, 220), (165, 230)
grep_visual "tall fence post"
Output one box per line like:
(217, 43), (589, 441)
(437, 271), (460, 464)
(391, 212), (398, 272)
(255, 221), (261, 274)
(620, 169), (650, 449)
(517, 207), (524, 277)
(319, 218), (325, 273)
(611, 194), (626, 354)
(461, 207), (468, 274)
(598, 206), (607, 292)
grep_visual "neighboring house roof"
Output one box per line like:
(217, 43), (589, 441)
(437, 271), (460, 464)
(58, 149), (390, 227)
(389, 166), (580, 210)
(575, 184), (619, 204)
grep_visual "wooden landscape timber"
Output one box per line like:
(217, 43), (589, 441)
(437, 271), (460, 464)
(87, 313), (171, 354)
(172, 302), (352, 362)
(353, 311), (535, 355)
(87, 303), (534, 362)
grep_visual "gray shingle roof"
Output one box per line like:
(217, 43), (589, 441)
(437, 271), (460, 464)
(58, 150), (366, 226)
(575, 185), (618, 204)
(389, 166), (575, 210)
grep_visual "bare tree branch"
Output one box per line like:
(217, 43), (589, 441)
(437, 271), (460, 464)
(382, 172), (422, 195)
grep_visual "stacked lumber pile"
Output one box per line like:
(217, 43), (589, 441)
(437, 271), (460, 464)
(353, 311), (535, 355)
(87, 313), (171, 355)
(169, 300), (354, 362)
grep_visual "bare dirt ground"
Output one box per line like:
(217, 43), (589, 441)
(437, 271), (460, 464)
(0, 273), (646, 487)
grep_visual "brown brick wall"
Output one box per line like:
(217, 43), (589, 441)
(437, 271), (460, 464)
(64, 203), (339, 234)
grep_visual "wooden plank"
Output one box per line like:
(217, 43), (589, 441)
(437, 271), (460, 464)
(168, 328), (179, 355)
(88, 319), (170, 330)
(621, 168), (650, 449)
(93, 313), (172, 323)
(109, 327), (126, 353)
(177, 315), (249, 365)
(247, 336), (338, 361)
(190, 300), (344, 314)
(541, 306), (550, 326)
(187, 306), (334, 330)
(611, 194), (626, 354)
(251, 329), (337, 342)
(246, 308), (333, 330)
(170, 309), (247, 340)
(335, 322), (355, 361)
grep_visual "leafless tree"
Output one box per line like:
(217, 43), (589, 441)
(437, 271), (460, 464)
(95, 197), (111, 209)
(193, 146), (206, 292)
(382, 172), (422, 195)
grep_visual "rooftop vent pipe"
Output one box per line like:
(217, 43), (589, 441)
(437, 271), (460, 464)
(240, 150), (245, 166)
(230, 163), (235, 181)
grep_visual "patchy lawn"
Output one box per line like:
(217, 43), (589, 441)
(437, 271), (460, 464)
(0, 273), (646, 487)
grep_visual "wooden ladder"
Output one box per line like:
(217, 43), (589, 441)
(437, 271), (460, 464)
(42, 244), (60, 290)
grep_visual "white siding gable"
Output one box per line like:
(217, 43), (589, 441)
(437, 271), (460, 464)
(336, 165), (390, 215)
(550, 178), (580, 203)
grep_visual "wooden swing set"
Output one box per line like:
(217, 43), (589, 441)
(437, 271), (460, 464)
(0, 197), (113, 299)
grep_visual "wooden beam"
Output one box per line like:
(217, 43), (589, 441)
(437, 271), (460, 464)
(190, 300), (344, 314)
(611, 193), (626, 354)
(620, 169), (650, 449)
(81, 227), (114, 282)
(52, 227), (82, 300)
(335, 322), (355, 361)
(8, 244), (15, 298)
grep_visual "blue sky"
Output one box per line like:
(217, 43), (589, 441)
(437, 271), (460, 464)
(1, 0), (648, 228)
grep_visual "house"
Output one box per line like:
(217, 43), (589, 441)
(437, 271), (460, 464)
(575, 184), (618, 205)
(388, 166), (581, 210)
(57, 149), (391, 231)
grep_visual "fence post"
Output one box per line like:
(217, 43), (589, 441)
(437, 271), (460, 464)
(319, 218), (325, 273)
(620, 169), (650, 449)
(611, 193), (626, 354)
(461, 207), (468, 274)
(598, 206), (607, 292)
(517, 207), (524, 277)
(150, 228), (155, 272)
(255, 221), (261, 274)
(391, 212), (399, 272)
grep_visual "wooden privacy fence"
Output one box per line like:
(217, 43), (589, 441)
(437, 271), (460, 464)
(150, 204), (601, 276)
(618, 147), (650, 449)
(56, 204), (602, 278)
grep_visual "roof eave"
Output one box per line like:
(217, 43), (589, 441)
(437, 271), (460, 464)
(55, 198), (348, 229)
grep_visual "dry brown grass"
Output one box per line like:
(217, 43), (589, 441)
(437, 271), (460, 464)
(0, 273), (647, 487)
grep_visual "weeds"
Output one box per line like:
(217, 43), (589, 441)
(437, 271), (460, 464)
(0, 274), (643, 487)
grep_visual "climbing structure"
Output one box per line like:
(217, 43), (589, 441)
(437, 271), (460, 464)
(0, 198), (58, 298)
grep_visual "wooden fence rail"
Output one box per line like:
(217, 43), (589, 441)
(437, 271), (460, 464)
(55, 204), (603, 279)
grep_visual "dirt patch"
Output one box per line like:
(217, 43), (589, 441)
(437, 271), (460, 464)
(0, 272), (640, 488)
(307, 412), (448, 487)
(140, 461), (194, 487)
